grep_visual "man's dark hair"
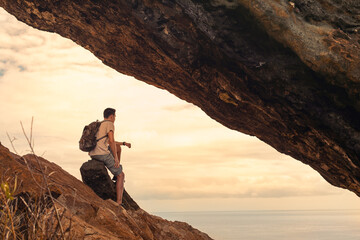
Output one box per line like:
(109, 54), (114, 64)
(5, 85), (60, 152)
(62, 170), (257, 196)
(104, 108), (116, 118)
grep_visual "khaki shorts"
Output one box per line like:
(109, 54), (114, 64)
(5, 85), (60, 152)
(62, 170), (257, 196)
(91, 153), (123, 177)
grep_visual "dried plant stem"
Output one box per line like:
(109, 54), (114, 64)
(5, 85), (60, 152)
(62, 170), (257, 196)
(20, 120), (65, 240)
(30, 116), (34, 148)
(6, 132), (19, 155)
(4, 118), (74, 239)
(0, 193), (16, 239)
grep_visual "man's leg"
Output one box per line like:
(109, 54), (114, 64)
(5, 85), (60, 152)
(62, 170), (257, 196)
(113, 143), (124, 204)
(116, 172), (125, 204)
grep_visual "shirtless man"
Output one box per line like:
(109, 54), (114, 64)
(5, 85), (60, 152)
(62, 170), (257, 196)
(89, 108), (131, 205)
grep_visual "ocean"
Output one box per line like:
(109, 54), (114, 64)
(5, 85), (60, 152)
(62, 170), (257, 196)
(154, 210), (360, 240)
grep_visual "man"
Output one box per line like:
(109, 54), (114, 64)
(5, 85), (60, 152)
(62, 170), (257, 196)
(89, 108), (131, 205)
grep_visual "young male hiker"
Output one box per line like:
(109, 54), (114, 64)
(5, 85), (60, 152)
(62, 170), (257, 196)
(89, 108), (131, 205)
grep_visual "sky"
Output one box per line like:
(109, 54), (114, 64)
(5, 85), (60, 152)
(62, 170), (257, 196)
(0, 7), (359, 212)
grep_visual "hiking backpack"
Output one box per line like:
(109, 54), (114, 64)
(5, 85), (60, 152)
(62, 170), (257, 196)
(79, 120), (107, 152)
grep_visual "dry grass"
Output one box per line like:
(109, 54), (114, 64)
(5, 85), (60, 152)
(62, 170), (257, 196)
(1, 118), (73, 240)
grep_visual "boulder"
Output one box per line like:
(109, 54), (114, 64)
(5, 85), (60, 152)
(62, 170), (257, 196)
(80, 159), (139, 211)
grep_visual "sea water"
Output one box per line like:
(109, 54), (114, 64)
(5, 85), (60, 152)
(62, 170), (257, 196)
(154, 210), (360, 240)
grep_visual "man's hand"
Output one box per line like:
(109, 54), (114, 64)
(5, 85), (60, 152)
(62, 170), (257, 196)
(114, 158), (120, 168)
(125, 142), (131, 148)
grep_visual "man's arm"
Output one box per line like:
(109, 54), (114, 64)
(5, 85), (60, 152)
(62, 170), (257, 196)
(116, 141), (131, 148)
(108, 130), (120, 168)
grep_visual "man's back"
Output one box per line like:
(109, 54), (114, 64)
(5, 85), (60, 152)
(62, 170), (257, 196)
(89, 120), (114, 156)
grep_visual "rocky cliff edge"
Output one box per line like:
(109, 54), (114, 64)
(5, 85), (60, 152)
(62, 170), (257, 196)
(0, 143), (212, 240)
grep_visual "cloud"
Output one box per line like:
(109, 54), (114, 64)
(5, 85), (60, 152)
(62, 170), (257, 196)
(127, 175), (339, 200)
(162, 104), (195, 112)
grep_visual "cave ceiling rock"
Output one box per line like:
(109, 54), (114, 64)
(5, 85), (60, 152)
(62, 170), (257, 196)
(0, 0), (359, 196)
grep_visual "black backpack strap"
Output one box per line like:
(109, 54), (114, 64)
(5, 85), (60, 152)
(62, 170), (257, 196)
(96, 135), (107, 142)
(96, 120), (109, 142)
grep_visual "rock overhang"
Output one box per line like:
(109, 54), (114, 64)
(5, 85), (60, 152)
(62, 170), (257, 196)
(0, 0), (359, 196)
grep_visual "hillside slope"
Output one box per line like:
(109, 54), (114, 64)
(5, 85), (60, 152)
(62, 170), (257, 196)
(0, 143), (212, 240)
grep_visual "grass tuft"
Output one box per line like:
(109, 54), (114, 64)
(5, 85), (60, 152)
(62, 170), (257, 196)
(1, 117), (73, 240)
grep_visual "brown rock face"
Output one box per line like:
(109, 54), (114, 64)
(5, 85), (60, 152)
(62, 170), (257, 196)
(0, 144), (213, 239)
(80, 159), (140, 211)
(0, 1), (359, 195)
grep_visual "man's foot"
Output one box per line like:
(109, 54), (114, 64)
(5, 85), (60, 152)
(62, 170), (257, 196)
(106, 199), (120, 208)
(117, 202), (125, 208)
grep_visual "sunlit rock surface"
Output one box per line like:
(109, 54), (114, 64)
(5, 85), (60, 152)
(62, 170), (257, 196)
(0, 0), (359, 195)
(0, 144), (213, 239)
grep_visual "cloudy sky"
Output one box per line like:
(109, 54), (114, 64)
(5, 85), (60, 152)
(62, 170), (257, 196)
(0, 8), (358, 212)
